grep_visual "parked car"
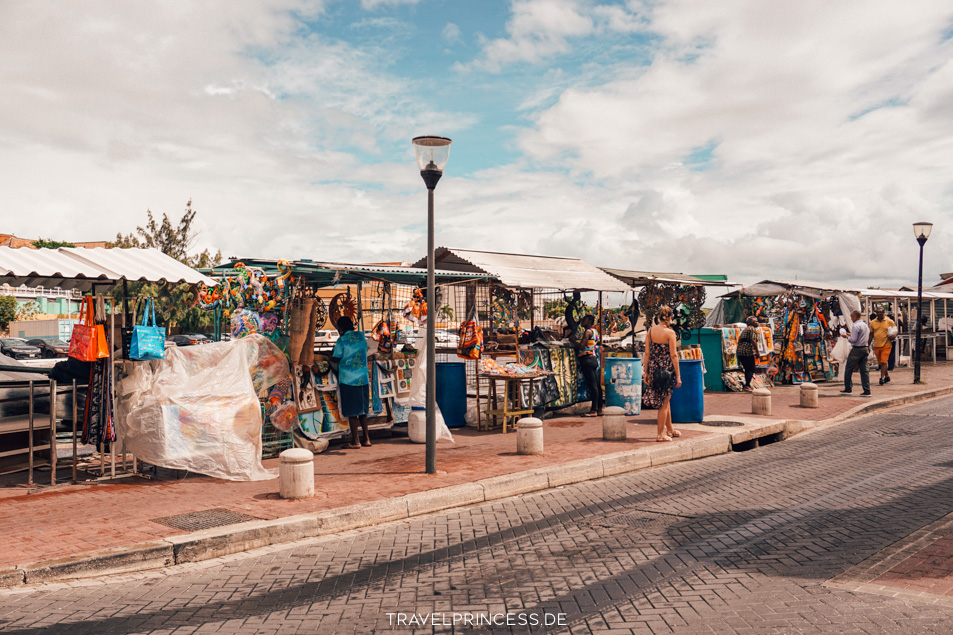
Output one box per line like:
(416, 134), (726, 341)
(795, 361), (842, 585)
(169, 334), (210, 347)
(0, 338), (43, 360)
(26, 338), (70, 358)
(314, 330), (340, 347)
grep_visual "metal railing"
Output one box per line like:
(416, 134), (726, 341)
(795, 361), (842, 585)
(0, 285), (83, 299)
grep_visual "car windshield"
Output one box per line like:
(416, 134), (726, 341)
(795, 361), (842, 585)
(47, 339), (68, 346)
(2, 338), (28, 346)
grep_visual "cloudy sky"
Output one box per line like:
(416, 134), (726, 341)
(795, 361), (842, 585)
(2, 0), (952, 289)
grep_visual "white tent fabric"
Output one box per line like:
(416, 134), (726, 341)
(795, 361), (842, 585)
(0, 247), (215, 290)
(412, 247), (631, 292)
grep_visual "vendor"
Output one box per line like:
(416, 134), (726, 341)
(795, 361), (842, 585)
(331, 316), (371, 449)
(572, 314), (603, 417)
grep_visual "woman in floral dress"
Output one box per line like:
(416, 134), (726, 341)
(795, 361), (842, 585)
(642, 306), (682, 442)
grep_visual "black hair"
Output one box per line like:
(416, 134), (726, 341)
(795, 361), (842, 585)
(336, 316), (354, 332)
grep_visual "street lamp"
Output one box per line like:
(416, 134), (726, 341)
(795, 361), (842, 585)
(412, 135), (451, 474)
(913, 221), (933, 384)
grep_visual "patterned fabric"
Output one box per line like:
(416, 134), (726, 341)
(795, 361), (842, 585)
(642, 342), (675, 409)
(332, 330), (368, 386)
(736, 325), (759, 357)
(580, 328), (599, 357)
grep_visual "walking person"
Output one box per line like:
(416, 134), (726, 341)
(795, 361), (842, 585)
(840, 310), (871, 397)
(643, 306), (682, 441)
(331, 316), (371, 448)
(736, 316), (760, 391)
(869, 307), (897, 385)
(572, 314), (603, 417)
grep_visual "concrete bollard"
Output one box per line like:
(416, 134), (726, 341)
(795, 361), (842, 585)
(752, 388), (772, 415)
(516, 417), (543, 455)
(279, 448), (314, 499)
(800, 382), (819, 408)
(602, 406), (627, 441)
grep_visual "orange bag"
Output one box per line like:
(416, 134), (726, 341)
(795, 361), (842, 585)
(69, 297), (110, 362)
(456, 305), (483, 360)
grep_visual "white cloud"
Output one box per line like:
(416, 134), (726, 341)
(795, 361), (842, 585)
(360, 0), (420, 9)
(442, 22), (462, 44)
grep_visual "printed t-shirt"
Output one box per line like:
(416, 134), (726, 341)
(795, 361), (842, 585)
(869, 317), (896, 348)
(332, 330), (369, 386)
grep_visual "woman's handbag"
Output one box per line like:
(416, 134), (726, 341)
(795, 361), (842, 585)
(68, 296), (110, 362)
(129, 298), (166, 361)
(652, 367), (675, 392)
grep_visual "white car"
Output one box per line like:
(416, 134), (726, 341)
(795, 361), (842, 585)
(314, 330), (340, 347)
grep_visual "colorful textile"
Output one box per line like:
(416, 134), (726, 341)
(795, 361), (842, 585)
(332, 331), (369, 386)
(579, 328), (599, 358)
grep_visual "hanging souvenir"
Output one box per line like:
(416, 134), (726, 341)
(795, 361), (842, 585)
(457, 304), (483, 359)
(329, 290), (358, 328)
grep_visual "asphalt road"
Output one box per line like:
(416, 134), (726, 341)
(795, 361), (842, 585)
(4, 397), (953, 634)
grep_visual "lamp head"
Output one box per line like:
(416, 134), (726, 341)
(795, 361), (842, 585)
(913, 221), (933, 246)
(413, 135), (451, 190)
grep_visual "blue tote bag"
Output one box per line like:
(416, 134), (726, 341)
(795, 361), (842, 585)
(129, 298), (166, 360)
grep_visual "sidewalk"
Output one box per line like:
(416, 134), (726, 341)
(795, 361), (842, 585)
(2, 361), (953, 588)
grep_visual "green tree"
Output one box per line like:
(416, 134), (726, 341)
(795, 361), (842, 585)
(0, 296), (16, 332)
(15, 301), (40, 322)
(110, 200), (223, 334)
(32, 239), (76, 249)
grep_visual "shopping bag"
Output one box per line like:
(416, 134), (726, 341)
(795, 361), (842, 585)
(457, 305), (483, 359)
(129, 298), (166, 360)
(69, 297), (110, 362)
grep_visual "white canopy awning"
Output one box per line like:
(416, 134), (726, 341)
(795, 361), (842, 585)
(0, 247), (216, 291)
(411, 247), (632, 292)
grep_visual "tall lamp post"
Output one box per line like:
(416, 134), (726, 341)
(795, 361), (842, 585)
(412, 135), (452, 474)
(913, 221), (933, 384)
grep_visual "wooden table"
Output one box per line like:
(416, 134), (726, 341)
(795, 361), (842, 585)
(477, 373), (542, 433)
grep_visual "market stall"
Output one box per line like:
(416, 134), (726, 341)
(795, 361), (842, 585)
(410, 248), (632, 429)
(856, 288), (953, 363)
(205, 258), (485, 449)
(705, 280), (863, 389)
(0, 247), (216, 485)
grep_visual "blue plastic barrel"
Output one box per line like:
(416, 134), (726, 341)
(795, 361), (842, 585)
(670, 359), (704, 423)
(603, 357), (642, 415)
(435, 362), (467, 428)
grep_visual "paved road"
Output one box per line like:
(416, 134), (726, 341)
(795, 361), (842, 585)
(4, 397), (953, 634)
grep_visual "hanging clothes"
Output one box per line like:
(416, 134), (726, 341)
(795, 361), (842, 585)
(82, 297), (115, 447)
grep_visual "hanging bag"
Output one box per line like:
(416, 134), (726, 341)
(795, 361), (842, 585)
(457, 305), (483, 360)
(129, 297), (166, 361)
(69, 296), (110, 362)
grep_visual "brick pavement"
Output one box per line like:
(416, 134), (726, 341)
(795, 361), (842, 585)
(3, 395), (953, 633)
(0, 361), (951, 578)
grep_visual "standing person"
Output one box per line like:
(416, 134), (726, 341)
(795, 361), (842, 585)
(643, 306), (682, 441)
(840, 310), (871, 397)
(331, 316), (371, 448)
(869, 307), (897, 385)
(736, 317), (760, 391)
(572, 314), (603, 417)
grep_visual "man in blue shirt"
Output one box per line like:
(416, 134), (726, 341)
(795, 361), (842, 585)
(331, 316), (371, 448)
(840, 310), (871, 396)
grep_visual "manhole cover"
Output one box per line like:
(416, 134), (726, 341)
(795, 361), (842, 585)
(151, 508), (262, 531)
(588, 511), (683, 531)
(700, 420), (745, 427)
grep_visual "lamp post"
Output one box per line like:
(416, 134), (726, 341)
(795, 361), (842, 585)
(412, 135), (451, 474)
(913, 221), (933, 384)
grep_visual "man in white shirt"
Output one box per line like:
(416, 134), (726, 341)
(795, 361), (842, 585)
(840, 310), (871, 396)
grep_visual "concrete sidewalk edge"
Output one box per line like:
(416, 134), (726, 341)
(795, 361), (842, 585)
(4, 384), (951, 588)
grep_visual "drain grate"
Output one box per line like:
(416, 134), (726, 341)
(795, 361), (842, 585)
(150, 508), (262, 531)
(700, 420), (745, 427)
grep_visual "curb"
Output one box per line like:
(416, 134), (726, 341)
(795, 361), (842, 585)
(5, 384), (950, 589)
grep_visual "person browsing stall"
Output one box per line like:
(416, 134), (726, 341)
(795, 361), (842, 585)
(571, 314), (603, 417)
(330, 316), (371, 449)
(736, 317), (760, 392)
(643, 306), (682, 442)
(869, 307), (896, 385)
(840, 310), (871, 397)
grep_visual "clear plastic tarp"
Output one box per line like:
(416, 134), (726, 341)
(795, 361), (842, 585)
(116, 334), (283, 481)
